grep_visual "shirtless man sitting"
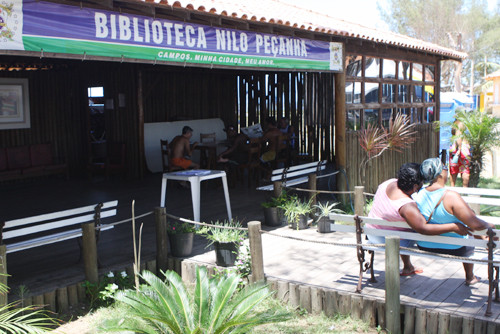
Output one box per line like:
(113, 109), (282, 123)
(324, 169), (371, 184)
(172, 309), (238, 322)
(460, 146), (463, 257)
(170, 126), (199, 169)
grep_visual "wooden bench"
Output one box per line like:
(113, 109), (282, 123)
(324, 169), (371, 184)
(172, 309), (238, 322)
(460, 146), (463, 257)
(0, 200), (118, 254)
(256, 160), (330, 197)
(328, 212), (500, 317)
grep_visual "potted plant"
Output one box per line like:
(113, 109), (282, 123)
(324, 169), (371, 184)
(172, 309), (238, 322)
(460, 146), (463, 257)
(279, 196), (313, 230)
(198, 219), (247, 267)
(261, 191), (289, 226)
(313, 201), (344, 233)
(167, 220), (196, 257)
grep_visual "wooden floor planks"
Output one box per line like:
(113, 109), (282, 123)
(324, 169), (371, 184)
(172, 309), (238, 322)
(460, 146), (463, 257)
(1, 173), (499, 321)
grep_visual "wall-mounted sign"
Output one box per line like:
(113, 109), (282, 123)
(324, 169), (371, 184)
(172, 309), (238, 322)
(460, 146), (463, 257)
(0, 0), (343, 72)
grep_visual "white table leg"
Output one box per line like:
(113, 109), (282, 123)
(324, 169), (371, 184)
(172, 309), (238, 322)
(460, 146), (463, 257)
(190, 179), (201, 222)
(160, 176), (167, 207)
(221, 174), (232, 221)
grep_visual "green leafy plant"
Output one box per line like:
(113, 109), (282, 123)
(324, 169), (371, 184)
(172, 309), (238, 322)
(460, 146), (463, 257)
(83, 270), (133, 310)
(279, 196), (313, 229)
(313, 201), (344, 219)
(212, 239), (253, 290)
(100, 267), (292, 333)
(0, 275), (58, 333)
(452, 109), (500, 187)
(167, 220), (196, 234)
(261, 191), (291, 208)
(198, 219), (247, 246)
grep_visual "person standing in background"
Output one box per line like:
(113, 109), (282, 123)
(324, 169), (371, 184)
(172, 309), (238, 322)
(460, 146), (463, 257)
(449, 118), (471, 187)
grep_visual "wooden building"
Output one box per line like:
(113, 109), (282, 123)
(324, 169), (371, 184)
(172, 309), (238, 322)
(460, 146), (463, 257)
(0, 0), (466, 192)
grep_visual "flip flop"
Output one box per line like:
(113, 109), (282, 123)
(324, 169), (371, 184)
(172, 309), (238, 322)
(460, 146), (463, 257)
(465, 276), (481, 286)
(400, 268), (424, 277)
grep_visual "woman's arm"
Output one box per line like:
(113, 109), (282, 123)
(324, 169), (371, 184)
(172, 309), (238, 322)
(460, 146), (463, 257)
(446, 191), (493, 230)
(400, 202), (470, 235)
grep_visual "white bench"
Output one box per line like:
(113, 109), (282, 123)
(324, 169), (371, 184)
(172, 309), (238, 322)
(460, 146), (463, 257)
(257, 160), (330, 193)
(1, 200), (118, 253)
(328, 212), (500, 317)
(448, 186), (500, 225)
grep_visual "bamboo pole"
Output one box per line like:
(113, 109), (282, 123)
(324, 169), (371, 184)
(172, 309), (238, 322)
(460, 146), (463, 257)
(0, 245), (7, 306)
(385, 236), (401, 334)
(155, 207), (169, 273)
(82, 222), (98, 284)
(248, 221), (265, 283)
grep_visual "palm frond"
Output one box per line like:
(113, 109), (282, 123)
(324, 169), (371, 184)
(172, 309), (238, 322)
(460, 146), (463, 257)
(193, 266), (210, 328)
(0, 303), (57, 334)
(385, 113), (416, 151)
(358, 123), (387, 158)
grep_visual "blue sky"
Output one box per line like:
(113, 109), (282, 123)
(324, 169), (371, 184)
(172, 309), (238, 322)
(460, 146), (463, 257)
(281, 0), (498, 32)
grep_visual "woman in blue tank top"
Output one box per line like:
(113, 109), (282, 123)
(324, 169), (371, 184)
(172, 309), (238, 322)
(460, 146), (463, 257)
(415, 158), (493, 286)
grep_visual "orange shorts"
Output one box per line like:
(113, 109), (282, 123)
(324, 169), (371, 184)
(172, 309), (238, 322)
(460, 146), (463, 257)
(171, 157), (192, 169)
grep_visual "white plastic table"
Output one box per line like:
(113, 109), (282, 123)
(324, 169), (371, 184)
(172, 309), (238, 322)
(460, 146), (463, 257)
(160, 170), (232, 222)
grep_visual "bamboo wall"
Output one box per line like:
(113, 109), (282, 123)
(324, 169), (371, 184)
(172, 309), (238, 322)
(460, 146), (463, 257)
(345, 123), (438, 193)
(235, 71), (335, 162)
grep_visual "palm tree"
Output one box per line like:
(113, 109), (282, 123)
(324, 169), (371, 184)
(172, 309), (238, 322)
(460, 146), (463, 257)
(453, 109), (500, 187)
(100, 267), (292, 333)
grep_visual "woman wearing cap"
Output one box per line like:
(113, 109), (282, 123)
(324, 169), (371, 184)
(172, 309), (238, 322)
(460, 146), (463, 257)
(415, 157), (493, 285)
(367, 163), (469, 276)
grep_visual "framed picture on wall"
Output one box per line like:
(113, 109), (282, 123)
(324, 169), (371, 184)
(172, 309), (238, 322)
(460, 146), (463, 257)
(0, 78), (30, 130)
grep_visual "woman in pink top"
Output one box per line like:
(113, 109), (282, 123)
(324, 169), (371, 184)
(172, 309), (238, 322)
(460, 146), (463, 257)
(367, 163), (469, 276)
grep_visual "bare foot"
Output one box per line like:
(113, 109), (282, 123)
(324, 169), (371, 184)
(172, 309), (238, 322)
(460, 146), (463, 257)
(465, 276), (480, 286)
(218, 157), (229, 163)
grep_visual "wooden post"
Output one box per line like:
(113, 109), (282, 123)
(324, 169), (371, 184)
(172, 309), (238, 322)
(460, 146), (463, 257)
(248, 221), (265, 283)
(273, 181), (283, 198)
(0, 245), (7, 306)
(334, 71), (347, 196)
(308, 174), (317, 206)
(354, 186), (365, 216)
(385, 236), (401, 334)
(155, 207), (169, 273)
(82, 222), (98, 284)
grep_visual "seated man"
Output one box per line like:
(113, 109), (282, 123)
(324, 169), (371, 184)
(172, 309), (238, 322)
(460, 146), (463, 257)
(415, 157), (493, 285)
(260, 117), (282, 163)
(170, 126), (199, 169)
(367, 163), (469, 276)
(217, 125), (250, 165)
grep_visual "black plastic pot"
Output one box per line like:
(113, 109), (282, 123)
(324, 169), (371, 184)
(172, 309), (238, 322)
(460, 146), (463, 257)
(316, 216), (334, 233)
(214, 241), (239, 267)
(263, 207), (286, 226)
(168, 232), (194, 257)
(288, 214), (309, 230)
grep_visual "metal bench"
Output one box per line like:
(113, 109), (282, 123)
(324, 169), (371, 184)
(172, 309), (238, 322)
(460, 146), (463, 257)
(1, 200), (118, 253)
(328, 212), (500, 317)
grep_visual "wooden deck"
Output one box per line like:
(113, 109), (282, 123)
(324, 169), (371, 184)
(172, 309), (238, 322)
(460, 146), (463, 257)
(2, 172), (500, 322)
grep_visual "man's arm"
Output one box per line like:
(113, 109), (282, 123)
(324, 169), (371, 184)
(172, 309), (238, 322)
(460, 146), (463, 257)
(399, 202), (470, 235)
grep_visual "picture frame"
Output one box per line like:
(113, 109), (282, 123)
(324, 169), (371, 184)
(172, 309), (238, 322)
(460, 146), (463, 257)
(0, 78), (30, 130)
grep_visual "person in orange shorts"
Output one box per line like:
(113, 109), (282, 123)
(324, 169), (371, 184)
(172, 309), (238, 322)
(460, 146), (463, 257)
(170, 126), (199, 170)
